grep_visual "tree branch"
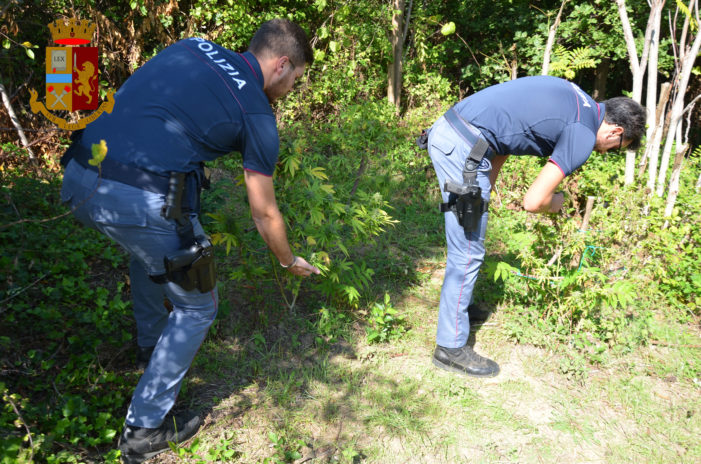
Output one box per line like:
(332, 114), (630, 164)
(0, 81), (36, 159)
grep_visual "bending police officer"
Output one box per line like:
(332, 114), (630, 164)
(60, 19), (320, 463)
(422, 75), (645, 378)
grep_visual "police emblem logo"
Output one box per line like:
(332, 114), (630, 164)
(29, 18), (115, 130)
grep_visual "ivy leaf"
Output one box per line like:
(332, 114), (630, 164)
(89, 140), (108, 166)
(441, 22), (456, 36)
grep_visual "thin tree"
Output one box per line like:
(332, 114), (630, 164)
(656, 0), (700, 199)
(616, 0), (663, 185)
(0, 81), (36, 160)
(541, 0), (569, 76)
(388, 0), (413, 110)
(643, 0), (665, 192)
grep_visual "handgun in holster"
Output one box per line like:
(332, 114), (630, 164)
(164, 236), (216, 293)
(158, 172), (217, 293)
(442, 178), (484, 233)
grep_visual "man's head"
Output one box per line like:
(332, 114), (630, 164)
(249, 19), (313, 102)
(594, 97), (646, 153)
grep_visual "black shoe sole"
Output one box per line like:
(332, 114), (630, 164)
(119, 423), (201, 464)
(120, 439), (191, 464)
(432, 356), (500, 378)
(120, 449), (162, 464)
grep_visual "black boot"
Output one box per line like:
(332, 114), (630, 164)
(118, 411), (201, 463)
(136, 346), (155, 370)
(432, 345), (499, 377)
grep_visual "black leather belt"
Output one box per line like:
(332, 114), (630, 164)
(62, 141), (171, 195)
(443, 107), (496, 161)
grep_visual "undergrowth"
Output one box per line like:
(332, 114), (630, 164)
(1, 118), (699, 462)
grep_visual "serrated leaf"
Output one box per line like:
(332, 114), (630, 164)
(308, 166), (328, 180)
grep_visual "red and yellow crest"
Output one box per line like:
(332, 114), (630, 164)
(29, 18), (115, 130)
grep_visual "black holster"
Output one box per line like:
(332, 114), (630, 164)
(416, 129), (430, 149)
(441, 180), (487, 234)
(163, 236), (216, 293)
(156, 172), (217, 293)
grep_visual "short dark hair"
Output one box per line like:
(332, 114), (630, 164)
(248, 19), (313, 67)
(601, 97), (646, 150)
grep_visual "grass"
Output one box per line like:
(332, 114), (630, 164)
(2, 136), (699, 463)
(158, 255), (700, 463)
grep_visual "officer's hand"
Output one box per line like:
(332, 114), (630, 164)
(287, 256), (321, 277)
(549, 192), (565, 213)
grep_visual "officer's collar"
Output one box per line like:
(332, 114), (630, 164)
(238, 51), (264, 87)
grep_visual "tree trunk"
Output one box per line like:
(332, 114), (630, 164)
(644, 1), (664, 144)
(0, 81), (35, 160)
(655, 11), (701, 197)
(617, 0), (656, 185)
(387, 0), (405, 110)
(640, 82), (671, 180)
(541, 0), (568, 76)
(592, 58), (609, 100)
(663, 143), (687, 221)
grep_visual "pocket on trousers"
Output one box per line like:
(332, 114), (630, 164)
(60, 184), (74, 205)
(60, 160), (84, 204)
(430, 137), (455, 157)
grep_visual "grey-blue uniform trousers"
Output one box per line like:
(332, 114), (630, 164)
(61, 164), (217, 427)
(427, 116), (492, 348)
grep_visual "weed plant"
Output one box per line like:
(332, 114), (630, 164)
(490, 154), (700, 373)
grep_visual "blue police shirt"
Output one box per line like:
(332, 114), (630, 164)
(454, 75), (605, 176)
(78, 38), (278, 176)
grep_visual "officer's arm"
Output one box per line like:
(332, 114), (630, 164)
(489, 155), (509, 186)
(523, 162), (565, 214)
(244, 170), (320, 276)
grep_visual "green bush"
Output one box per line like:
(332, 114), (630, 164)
(491, 154), (700, 365)
(1, 166), (132, 462)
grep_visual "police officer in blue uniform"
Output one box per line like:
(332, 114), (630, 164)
(424, 76), (645, 377)
(60, 19), (320, 463)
